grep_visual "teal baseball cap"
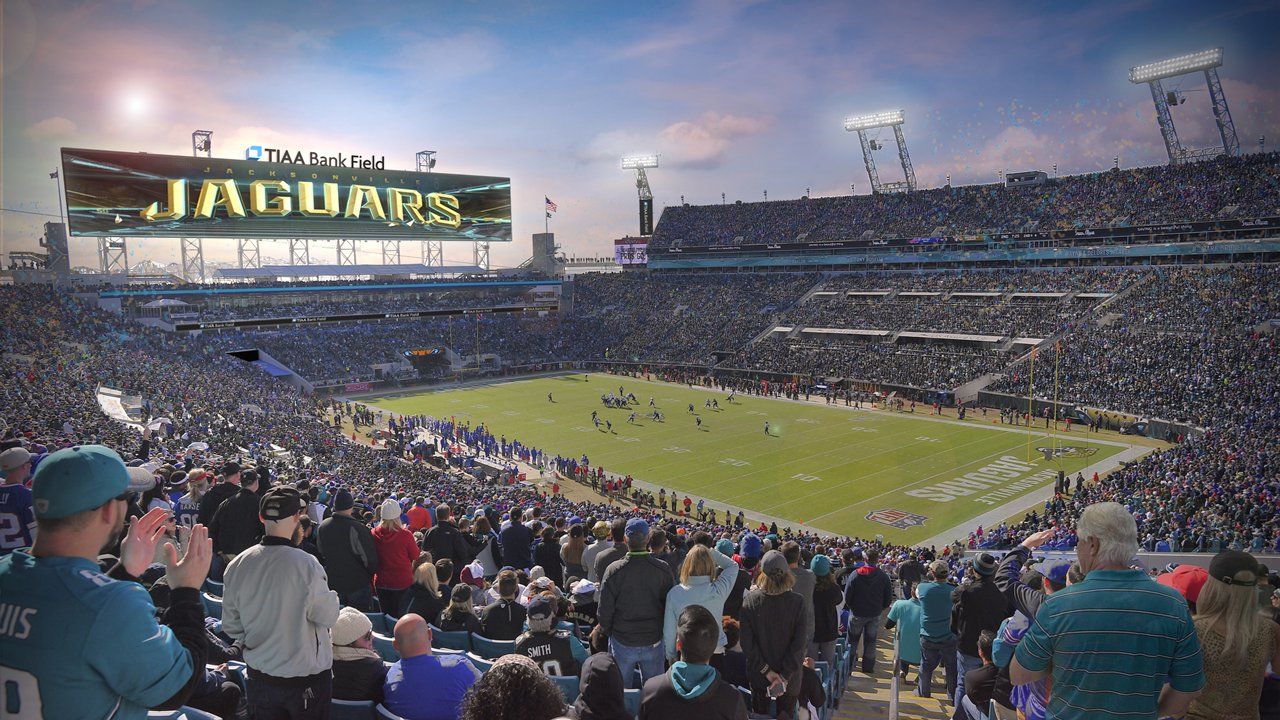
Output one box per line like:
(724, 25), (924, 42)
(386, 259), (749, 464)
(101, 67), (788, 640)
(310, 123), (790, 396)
(32, 445), (131, 519)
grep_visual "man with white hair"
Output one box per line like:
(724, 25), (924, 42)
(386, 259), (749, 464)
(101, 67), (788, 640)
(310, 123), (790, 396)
(1010, 502), (1205, 719)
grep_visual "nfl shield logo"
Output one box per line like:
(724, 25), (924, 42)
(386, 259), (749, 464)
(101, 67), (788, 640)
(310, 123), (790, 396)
(865, 509), (928, 529)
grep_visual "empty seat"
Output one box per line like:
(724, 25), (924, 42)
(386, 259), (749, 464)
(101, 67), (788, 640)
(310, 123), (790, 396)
(329, 699), (376, 720)
(468, 633), (515, 659)
(428, 624), (470, 652)
(372, 633), (399, 662)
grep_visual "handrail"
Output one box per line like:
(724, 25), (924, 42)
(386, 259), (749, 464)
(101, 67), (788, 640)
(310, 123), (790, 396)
(889, 620), (902, 720)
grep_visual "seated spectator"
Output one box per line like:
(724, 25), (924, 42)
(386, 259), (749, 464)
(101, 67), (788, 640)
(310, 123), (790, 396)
(565, 579), (599, 631)
(640, 605), (749, 720)
(481, 568), (528, 640)
(400, 560), (445, 621)
(569, 651), (630, 720)
(384, 613), (481, 720)
(331, 606), (387, 702)
(458, 653), (567, 720)
(1010, 502), (1206, 719)
(515, 593), (585, 677)
(953, 630), (997, 720)
(1185, 550), (1280, 720)
(436, 583), (483, 634)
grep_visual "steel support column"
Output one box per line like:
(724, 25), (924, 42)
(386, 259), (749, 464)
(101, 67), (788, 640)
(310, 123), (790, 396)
(237, 239), (261, 269)
(180, 237), (204, 281)
(336, 239), (356, 266)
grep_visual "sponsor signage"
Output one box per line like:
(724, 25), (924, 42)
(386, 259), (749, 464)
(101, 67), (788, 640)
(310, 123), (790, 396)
(172, 304), (546, 331)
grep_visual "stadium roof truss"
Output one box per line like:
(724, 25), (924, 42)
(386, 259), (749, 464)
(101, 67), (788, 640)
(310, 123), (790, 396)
(843, 110), (916, 194)
(1129, 48), (1240, 165)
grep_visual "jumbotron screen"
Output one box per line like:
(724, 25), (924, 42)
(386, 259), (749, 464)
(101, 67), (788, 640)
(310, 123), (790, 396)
(614, 237), (648, 265)
(60, 147), (512, 242)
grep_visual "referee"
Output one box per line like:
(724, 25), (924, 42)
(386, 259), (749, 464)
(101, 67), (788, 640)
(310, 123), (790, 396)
(0, 445), (213, 719)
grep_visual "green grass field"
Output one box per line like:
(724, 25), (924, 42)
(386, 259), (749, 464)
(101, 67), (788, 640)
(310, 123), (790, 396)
(365, 373), (1135, 544)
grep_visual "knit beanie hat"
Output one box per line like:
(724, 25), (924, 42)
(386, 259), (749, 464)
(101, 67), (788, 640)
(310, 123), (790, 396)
(810, 554), (832, 577)
(740, 533), (762, 559)
(379, 498), (401, 521)
(715, 538), (735, 557)
(332, 606), (372, 646)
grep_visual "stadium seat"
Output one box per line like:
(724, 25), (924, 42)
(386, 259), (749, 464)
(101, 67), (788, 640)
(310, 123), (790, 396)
(469, 633), (515, 659)
(374, 705), (406, 720)
(330, 699), (376, 720)
(551, 673), (579, 703)
(372, 632), (399, 662)
(428, 624), (470, 651)
(465, 651), (494, 673)
(365, 612), (392, 635)
(623, 688), (641, 717)
(201, 593), (222, 620)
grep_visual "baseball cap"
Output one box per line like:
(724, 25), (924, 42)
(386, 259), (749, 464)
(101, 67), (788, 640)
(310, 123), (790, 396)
(1158, 564), (1209, 603)
(259, 486), (306, 521)
(1207, 549), (1262, 587)
(625, 517), (649, 539)
(760, 550), (789, 578)
(1030, 559), (1071, 586)
(0, 447), (32, 475)
(125, 465), (156, 493)
(592, 520), (610, 538)
(527, 594), (556, 622)
(167, 470), (189, 488)
(570, 579), (597, 597)
(971, 552), (998, 576)
(221, 460), (241, 476)
(32, 445), (130, 519)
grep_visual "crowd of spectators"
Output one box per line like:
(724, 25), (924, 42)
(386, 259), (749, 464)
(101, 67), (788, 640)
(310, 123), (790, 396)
(650, 152), (1280, 249)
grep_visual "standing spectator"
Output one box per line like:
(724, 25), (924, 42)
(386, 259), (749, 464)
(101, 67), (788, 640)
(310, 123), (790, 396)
(640, 605), (749, 720)
(917, 560), (959, 699)
(663, 544), (739, 664)
(0, 446), (35, 554)
(331, 606), (388, 703)
(384, 613), (481, 720)
(898, 553), (924, 600)
(406, 496), (433, 532)
(562, 523), (589, 580)
(597, 518), (675, 689)
(222, 485), (341, 719)
(195, 460), (241, 528)
(1184, 550), (1280, 720)
(316, 488), (379, 611)
(844, 547), (893, 674)
(740, 550), (807, 720)
(781, 541), (816, 658)
(500, 506), (535, 569)
(1011, 502), (1205, 719)
(582, 521), (612, 582)
(886, 586), (923, 684)
(480, 569), (528, 640)
(0, 447), (212, 718)
(208, 469), (263, 559)
(591, 519), (629, 593)
(810, 554), (843, 663)
(373, 498), (419, 615)
(535, 525), (565, 589)
(422, 503), (475, 583)
(952, 552), (1012, 704)
(401, 561), (446, 622)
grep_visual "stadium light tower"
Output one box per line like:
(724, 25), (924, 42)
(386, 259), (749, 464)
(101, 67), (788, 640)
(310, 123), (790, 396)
(1129, 48), (1240, 165)
(621, 154), (659, 236)
(843, 110), (916, 193)
(416, 151), (443, 273)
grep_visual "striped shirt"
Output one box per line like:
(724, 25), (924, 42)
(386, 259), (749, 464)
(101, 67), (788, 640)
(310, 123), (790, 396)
(1014, 569), (1204, 719)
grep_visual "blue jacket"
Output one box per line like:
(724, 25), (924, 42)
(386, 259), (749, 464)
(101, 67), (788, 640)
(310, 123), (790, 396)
(383, 653), (481, 720)
(499, 522), (534, 569)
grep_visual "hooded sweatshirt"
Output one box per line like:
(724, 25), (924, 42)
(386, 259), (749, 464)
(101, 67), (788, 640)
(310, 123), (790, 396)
(639, 662), (748, 720)
(843, 562), (892, 618)
(571, 652), (630, 720)
(371, 524), (419, 590)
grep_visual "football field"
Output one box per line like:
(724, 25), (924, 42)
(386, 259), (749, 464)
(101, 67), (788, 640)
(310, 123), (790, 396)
(364, 373), (1140, 544)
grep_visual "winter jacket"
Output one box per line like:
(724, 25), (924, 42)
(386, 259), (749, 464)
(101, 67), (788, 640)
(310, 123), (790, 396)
(534, 539), (565, 588)
(195, 481), (238, 528)
(993, 545), (1047, 618)
(316, 514), (379, 594)
(435, 608), (482, 635)
(372, 525), (419, 591)
(663, 548), (738, 660)
(739, 589), (807, 680)
(639, 663), (748, 720)
(571, 652), (630, 720)
(598, 553), (675, 646)
(221, 537), (341, 678)
(422, 520), (476, 582)
(399, 583), (445, 623)
(812, 579), (843, 644)
(499, 522), (534, 569)
(951, 575), (1012, 657)
(208, 487), (263, 556)
(843, 563), (893, 618)
(333, 655), (387, 702)
(480, 599), (527, 640)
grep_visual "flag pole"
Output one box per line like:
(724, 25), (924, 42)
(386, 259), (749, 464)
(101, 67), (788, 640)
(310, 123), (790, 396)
(1026, 348), (1036, 463)
(1052, 341), (1061, 455)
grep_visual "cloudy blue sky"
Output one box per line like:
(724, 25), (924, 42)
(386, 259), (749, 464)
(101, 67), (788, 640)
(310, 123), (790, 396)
(3, 0), (1278, 269)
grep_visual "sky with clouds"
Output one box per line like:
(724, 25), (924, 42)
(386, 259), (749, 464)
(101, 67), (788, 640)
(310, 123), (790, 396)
(3, 0), (1278, 270)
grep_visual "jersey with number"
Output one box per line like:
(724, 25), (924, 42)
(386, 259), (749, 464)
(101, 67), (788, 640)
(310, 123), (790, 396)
(514, 629), (580, 677)
(0, 551), (193, 719)
(174, 492), (201, 528)
(0, 484), (35, 554)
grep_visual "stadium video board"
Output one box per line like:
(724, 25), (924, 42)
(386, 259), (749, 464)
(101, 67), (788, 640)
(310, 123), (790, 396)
(60, 147), (511, 242)
(614, 237), (648, 265)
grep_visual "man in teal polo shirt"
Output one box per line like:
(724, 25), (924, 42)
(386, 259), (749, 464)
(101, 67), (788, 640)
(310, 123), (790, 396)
(0, 445), (213, 719)
(1011, 502), (1204, 719)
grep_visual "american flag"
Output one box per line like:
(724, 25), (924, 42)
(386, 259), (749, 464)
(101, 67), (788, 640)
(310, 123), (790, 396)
(545, 197), (558, 212)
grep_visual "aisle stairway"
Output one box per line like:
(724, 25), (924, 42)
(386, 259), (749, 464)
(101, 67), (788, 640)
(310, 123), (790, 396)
(833, 628), (952, 720)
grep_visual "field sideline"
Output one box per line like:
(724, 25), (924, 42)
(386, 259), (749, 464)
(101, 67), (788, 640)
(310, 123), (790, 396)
(363, 373), (1143, 544)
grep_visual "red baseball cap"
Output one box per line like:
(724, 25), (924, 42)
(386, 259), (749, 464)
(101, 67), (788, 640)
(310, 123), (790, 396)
(1157, 564), (1208, 604)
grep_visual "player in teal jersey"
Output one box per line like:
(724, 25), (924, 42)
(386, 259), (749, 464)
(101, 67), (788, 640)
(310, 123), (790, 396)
(0, 445), (213, 720)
